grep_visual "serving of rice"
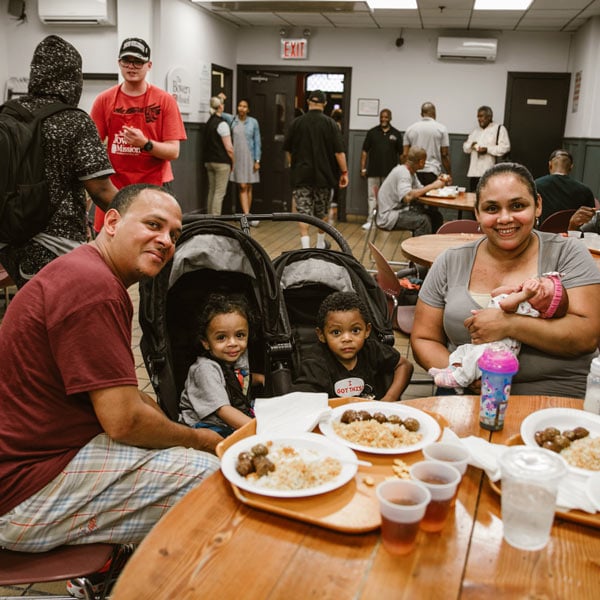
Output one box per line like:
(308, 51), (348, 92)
(246, 443), (342, 490)
(332, 419), (423, 449)
(560, 435), (600, 471)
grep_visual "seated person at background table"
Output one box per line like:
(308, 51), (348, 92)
(463, 105), (511, 192)
(410, 162), (600, 398)
(375, 146), (449, 236)
(535, 149), (595, 225)
(430, 273), (569, 391)
(568, 205), (600, 234)
(0, 184), (221, 555)
(292, 291), (413, 401)
(179, 294), (264, 438)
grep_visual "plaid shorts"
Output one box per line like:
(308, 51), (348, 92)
(0, 433), (220, 552)
(292, 186), (332, 219)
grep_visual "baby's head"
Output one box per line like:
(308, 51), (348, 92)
(316, 291), (372, 364)
(197, 293), (252, 363)
(529, 274), (569, 319)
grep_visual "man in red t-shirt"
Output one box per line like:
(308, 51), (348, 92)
(90, 38), (187, 232)
(0, 184), (220, 554)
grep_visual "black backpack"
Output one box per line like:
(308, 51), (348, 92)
(0, 100), (78, 245)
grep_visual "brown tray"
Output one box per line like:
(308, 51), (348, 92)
(488, 434), (600, 529)
(215, 400), (448, 533)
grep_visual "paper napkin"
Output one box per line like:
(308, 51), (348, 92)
(440, 428), (597, 514)
(254, 392), (331, 436)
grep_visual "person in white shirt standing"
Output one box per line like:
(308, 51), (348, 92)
(463, 105), (511, 192)
(403, 102), (452, 185)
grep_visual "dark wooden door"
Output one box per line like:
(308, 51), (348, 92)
(240, 72), (297, 212)
(504, 72), (571, 179)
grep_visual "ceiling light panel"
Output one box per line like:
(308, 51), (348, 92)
(474, 0), (533, 10)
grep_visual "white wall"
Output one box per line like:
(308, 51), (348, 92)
(565, 17), (600, 138)
(0, 0), (237, 121)
(3, 1), (600, 137)
(235, 27), (574, 135)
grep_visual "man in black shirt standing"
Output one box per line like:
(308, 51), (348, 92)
(284, 90), (348, 249)
(359, 108), (403, 230)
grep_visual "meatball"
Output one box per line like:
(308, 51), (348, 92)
(236, 458), (254, 477)
(387, 414), (403, 426)
(253, 455), (275, 477)
(373, 412), (388, 424)
(572, 426), (590, 440)
(402, 417), (420, 432)
(251, 443), (269, 457)
(542, 440), (562, 453)
(553, 434), (571, 450)
(357, 410), (373, 421)
(340, 410), (359, 424)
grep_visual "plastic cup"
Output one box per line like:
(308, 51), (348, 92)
(376, 479), (431, 555)
(409, 461), (461, 532)
(422, 442), (470, 506)
(478, 343), (519, 431)
(499, 446), (567, 551)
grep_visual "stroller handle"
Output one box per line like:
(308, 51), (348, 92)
(182, 212), (353, 255)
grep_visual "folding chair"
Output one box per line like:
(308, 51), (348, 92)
(0, 544), (119, 600)
(436, 219), (480, 234)
(539, 209), (577, 233)
(369, 242), (433, 389)
(369, 242), (417, 335)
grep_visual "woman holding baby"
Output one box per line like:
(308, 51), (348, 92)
(411, 162), (600, 398)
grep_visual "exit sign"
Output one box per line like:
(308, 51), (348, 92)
(281, 38), (308, 60)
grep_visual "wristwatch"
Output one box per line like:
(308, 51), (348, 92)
(142, 139), (154, 152)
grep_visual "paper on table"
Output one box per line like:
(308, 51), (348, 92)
(254, 392), (331, 436)
(440, 428), (597, 514)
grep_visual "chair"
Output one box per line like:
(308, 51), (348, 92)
(369, 241), (418, 336)
(436, 219), (480, 234)
(359, 205), (414, 265)
(369, 242), (433, 389)
(0, 543), (118, 600)
(539, 209), (577, 233)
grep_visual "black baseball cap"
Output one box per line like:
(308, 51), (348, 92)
(118, 38), (151, 62)
(308, 90), (326, 104)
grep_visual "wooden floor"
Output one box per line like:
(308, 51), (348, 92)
(0, 215), (434, 598)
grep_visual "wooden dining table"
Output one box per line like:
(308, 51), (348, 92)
(401, 232), (484, 267)
(401, 232), (600, 271)
(421, 191), (476, 219)
(111, 395), (599, 600)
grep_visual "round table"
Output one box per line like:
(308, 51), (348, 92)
(401, 233), (484, 267)
(111, 395), (599, 600)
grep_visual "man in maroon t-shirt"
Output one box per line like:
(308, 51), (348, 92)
(0, 184), (220, 555)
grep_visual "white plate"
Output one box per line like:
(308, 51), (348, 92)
(220, 432), (358, 498)
(586, 473), (600, 511)
(427, 187), (457, 198)
(520, 408), (600, 477)
(318, 401), (441, 455)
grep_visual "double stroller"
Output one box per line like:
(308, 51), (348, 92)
(139, 214), (396, 420)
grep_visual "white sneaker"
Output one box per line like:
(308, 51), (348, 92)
(362, 221), (372, 231)
(249, 220), (259, 227)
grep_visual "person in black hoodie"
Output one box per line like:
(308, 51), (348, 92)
(0, 35), (117, 288)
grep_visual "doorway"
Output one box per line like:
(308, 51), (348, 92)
(504, 72), (571, 179)
(237, 65), (352, 213)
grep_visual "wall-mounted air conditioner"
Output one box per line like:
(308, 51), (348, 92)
(437, 37), (497, 62)
(38, 0), (116, 26)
